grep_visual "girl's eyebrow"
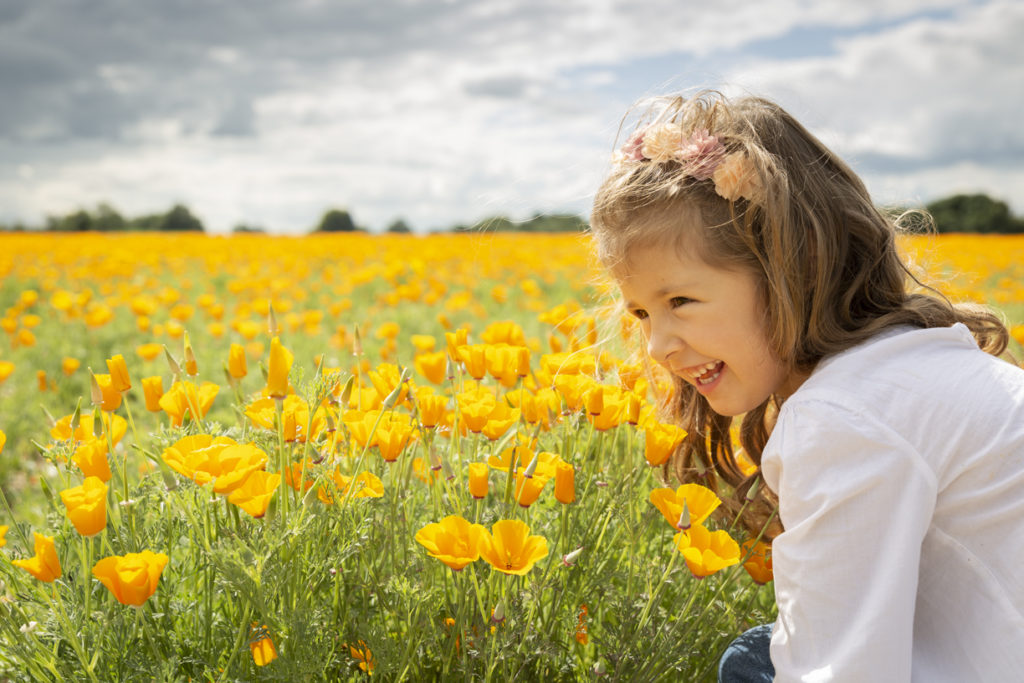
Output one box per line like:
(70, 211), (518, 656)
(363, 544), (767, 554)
(623, 284), (692, 310)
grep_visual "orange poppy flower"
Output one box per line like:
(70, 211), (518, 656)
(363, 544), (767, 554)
(554, 461), (575, 504)
(249, 624), (278, 666)
(468, 462), (489, 499)
(478, 519), (548, 575)
(650, 484), (721, 531)
(266, 336), (293, 399)
(90, 372), (122, 412)
(414, 388), (448, 429)
(72, 439), (113, 482)
(644, 422), (688, 466)
(415, 515), (486, 571)
(59, 476), (108, 537)
(92, 550), (169, 606)
(741, 539), (773, 585)
(228, 471), (281, 518)
(12, 532), (62, 583)
(318, 470), (384, 504)
(349, 640), (374, 674)
(228, 343), (247, 379)
(673, 523), (740, 578)
(62, 357), (81, 376)
(158, 380), (219, 427)
(141, 376), (164, 412)
(514, 471), (547, 508)
(106, 354), (131, 393)
(415, 350), (448, 385)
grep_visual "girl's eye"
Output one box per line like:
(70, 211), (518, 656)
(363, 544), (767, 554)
(669, 297), (694, 308)
(630, 308), (649, 321)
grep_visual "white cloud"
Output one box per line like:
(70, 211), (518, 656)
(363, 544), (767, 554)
(722, 0), (1024, 210)
(0, 0), (1018, 232)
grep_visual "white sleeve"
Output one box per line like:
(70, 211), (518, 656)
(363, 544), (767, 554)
(762, 398), (937, 683)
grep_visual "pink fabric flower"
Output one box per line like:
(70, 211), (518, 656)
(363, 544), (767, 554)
(620, 129), (647, 161)
(678, 130), (726, 180)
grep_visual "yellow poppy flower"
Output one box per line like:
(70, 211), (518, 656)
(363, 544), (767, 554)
(51, 411), (127, 446)
(59, 476), (108, 537)
(742, 540), (773, 585)
(227, 343), (247, 379)
(160, 434), (238, 486)
(72, 439), (113, 482)
(479, 519), (548, 576)
(673, 523), (740, 578)
(141, 376), (164, 412)
(415, 515), (486, 571)
(228, 471), (281, 518)
(92, 550), (169, 606)
(266, 336), (293, 399)
(456, 344), (488, 380)
(91, 373), (122, 412)
(349, 641), (374, 674)
(61, 357), (81, 376)
(250, 624), (278, 666)
(414, 388), (448, 429)
(514, 471), (547, 508)
(0, 524), (7, 548)
(106, 354), (131, 393)
(554, 461), (575, 504)
(650, 484), (721, 531)
(414, 350), (447, 385)
(468, 462), (489, 499)
(158, 380), (219, 427)
(12, 532), (62, 583)
(643, 422), (688, 466)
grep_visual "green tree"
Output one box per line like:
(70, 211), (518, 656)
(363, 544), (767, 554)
(161, 204), (205, 232)
(386, 218), (412, 234)
(926, 193), (1017, 234)
(315, 208), (359, 233)
(93, 202), (126, 232)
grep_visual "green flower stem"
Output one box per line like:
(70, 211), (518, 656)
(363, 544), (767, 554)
(635, 544), (679, 633)
(216, 604), (253, 683)
(41, 586), (99, 683)
(273, 398), (288, 519)
(0, 482), (31, 550)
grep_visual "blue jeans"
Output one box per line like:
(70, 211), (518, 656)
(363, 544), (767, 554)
(718, 624), (775, 682)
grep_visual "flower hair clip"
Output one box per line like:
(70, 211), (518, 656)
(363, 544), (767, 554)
(614, 124), (764, 203)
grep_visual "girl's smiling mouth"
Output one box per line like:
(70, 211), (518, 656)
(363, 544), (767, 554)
(685, 360), (724, 387)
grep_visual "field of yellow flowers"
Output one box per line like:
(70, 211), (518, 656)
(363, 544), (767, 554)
(0, 231), (1022, 681)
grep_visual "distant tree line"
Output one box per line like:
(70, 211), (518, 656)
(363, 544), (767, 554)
(2, 193), (1021, 234)
(922, 194), (1024, 234)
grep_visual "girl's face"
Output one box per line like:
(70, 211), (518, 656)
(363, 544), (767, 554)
(615, 242), (801, 416)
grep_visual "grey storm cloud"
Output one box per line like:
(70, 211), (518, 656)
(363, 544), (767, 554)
(0, 0), (493, 142)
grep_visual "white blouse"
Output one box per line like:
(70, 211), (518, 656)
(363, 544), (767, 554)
(761, 324), (1024, 682)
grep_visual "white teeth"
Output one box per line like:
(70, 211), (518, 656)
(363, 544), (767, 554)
(688, 361), (722, 379)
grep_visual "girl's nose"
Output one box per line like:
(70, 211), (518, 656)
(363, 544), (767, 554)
(646, 321), (683, 365)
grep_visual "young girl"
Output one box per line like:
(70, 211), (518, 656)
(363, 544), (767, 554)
(590, 92), (1024, 682)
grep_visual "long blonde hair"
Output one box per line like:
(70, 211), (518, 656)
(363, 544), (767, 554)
(590, 91), (1008, 537)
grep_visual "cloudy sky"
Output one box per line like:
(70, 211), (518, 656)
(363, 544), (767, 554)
(1, 0), (1021, 234)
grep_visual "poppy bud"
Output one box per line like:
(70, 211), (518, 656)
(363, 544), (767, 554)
(106, 354), (131, 393)
(183, 332), (198, 376)
(468, 462), (488, 499)
(228, 343), (247, 379)
(676, 500), (691, 531)
(163, 345), (182, 377)
(745, 476), (761, 501)
(554, 461), (575, 504)
(562, 546), (584, 567)
(491, 600), (505, 624)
